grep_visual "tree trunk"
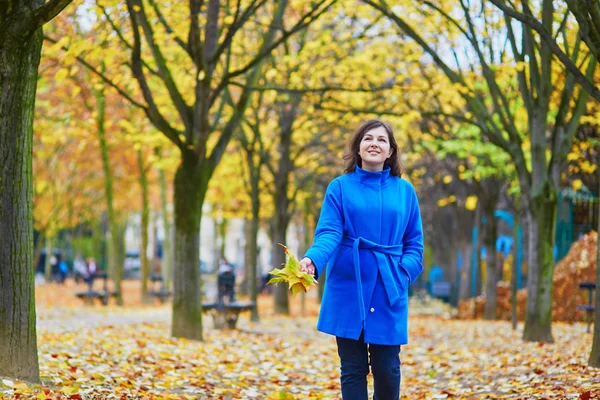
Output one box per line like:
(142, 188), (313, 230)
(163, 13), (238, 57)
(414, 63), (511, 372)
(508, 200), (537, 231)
(483, 207), (499, 320)
(512, 194), (521, 330)
(44, 235), (52, 283)
(219, 218), (228, 261)
(137, 148), (151, 304)
(0, 23), (42, 383)
(522, 187), (557, 343)
(95, 83), (122, 305)
(272, 217), (289, 314)
(588, 168), (600, 367)
(159, 168), (172, 290)
(249, 183), (261, 321)
(171, 155), (206, 340)
(459, 242), (472, 301)
(242, 220), (252, 296)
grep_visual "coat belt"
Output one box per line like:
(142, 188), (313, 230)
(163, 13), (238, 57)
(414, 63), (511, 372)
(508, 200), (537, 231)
(340, 236), (404, 324)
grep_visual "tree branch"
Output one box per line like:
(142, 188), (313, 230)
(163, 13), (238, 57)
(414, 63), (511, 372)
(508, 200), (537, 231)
(128, 0), (193, 132)
(147, 0), (191, 56)
(489, 0), (600, 102)
(32, 0), (73, 30)
(43, 35), (146, 109)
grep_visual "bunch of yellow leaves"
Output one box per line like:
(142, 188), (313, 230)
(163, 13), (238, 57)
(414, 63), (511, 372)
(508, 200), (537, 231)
(268, 244), (318, 297)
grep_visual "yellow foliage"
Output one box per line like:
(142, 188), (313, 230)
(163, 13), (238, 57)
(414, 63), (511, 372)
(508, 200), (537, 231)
(465, 195), (478, 211)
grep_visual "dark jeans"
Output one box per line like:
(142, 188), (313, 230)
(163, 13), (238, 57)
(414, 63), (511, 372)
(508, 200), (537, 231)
(336, 332), (401, 400)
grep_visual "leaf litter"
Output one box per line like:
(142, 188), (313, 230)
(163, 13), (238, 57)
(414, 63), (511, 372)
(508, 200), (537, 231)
(1, 303), (599, 398)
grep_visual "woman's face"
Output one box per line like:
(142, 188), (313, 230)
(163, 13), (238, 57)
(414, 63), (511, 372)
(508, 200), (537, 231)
(358, 126), (393, 171)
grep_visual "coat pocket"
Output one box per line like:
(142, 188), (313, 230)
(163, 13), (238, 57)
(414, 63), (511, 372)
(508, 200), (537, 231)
(392, 255), (410, 290)
(326, 247), (342, 281)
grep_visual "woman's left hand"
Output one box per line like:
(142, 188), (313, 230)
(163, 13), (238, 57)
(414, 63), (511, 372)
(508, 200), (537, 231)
(299, 257), (316, 276)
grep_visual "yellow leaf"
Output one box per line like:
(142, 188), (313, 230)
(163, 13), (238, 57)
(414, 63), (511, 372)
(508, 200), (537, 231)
(60, 386), (76, 395)
(465, 196), (478, 211)
(13, 382), (29, 391)
(443, 175), (452, 184)
(290, 282), (305, 297)
(572, 179), (583, 191)
(37, 392), (47, 400)
(72, 86), (81, 99)
(567, 152), (579, 161)
(55, 68), (69, 82)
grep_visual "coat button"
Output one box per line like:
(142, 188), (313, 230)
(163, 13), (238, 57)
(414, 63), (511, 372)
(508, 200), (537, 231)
(370, 307), (375, 312)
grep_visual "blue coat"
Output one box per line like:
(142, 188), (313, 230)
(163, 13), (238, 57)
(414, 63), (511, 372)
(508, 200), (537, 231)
(304, 166), (424, 345)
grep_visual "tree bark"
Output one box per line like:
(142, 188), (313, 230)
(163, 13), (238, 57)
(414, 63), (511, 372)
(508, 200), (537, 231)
(271, 105), (295, 315)
(95, 84), (123, 305)
(512, 194), (521, 330)
(588, 164), (600, 367)
(0, 7), (45, 383)
(137, 148), (151, 303)
(171, 154), (207, 340)
(159, 168), (172, 290)
(522, 186), (557, 343)
(249, 170), (261, 321)
(44, 234), (52, 283)
(483, 206), (499, 320)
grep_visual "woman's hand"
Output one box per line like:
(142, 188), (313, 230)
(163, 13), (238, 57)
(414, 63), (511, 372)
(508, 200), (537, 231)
(299, 257), (316, 276)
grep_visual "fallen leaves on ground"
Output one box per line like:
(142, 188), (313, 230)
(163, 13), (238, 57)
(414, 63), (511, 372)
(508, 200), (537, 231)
(458, 231), (599, 322)
(1, 307), (599, 399)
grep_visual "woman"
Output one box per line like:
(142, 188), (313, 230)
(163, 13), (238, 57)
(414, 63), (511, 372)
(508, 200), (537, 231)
(300, 119), (424, 399)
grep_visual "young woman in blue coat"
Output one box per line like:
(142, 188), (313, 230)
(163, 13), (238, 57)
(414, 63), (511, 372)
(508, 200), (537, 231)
(300, 119), (424, 399)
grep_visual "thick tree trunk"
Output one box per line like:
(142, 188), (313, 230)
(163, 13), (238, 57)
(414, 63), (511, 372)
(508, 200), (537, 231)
(0, 24), (42, 383)
(137, 149), (151, 303)
(483, 207), (499, 320)
(159, 168), (172, 290)
(171, 156), (206, 340)
(95, 85), (122, 305)
(588, 169), (600, 367)
(522, 187), (557, 343)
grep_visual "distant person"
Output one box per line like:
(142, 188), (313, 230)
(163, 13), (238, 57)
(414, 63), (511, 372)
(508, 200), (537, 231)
(84, 257), (97, 290)
(73, 255), (87, 284)
(50, 255), (58, 282)
(300, 120), (424, 399)
(217, 258), (235, 304)
(58, 259), (68, 284)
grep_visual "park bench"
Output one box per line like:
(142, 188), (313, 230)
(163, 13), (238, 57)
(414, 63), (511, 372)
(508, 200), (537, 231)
(201, 301), (256, 329)
(577, 282), (596, 333)
(75, 272), (118, 306)
(431, 281), (452, 303)
(148, 273), (172, 303)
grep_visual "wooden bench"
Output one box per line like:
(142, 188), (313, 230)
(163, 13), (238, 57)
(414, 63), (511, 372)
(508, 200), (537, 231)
(431, 281), (452, 302)
(202, 301), (255, 329)
(75, 272), (118, 306)
(577, 282), (596, 333)
(148, 273), (172, 303)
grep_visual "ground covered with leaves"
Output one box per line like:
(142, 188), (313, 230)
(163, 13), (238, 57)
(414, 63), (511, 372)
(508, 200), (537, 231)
(1, 284), (599, 399)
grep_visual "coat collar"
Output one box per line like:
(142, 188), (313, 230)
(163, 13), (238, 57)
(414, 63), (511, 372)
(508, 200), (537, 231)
(354, 165), (391, 185)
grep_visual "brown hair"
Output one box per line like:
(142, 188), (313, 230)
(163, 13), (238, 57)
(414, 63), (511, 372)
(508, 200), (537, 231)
(343, 119), (403, 177)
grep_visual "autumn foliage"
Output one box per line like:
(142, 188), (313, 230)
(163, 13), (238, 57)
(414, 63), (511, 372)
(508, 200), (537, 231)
(458, 231), (598, 322)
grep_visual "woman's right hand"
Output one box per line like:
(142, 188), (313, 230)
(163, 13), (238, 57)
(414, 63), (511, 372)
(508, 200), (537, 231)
(299, 257), (316, 276)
